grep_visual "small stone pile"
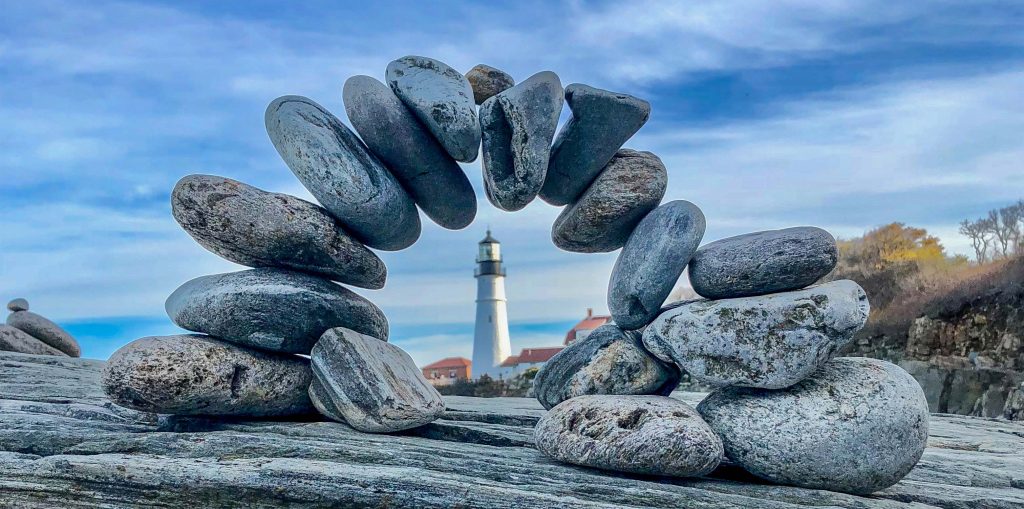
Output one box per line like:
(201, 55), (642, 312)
(0, 299), (80, 357)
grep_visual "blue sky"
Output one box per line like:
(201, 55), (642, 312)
(2, 0), (1023, 364)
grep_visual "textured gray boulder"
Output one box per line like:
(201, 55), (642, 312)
(609, 200), (706, 330)
(386, 56), (480, 163)
(465, 64), (515, 104)
(343, 75), (477, 230)
(310, 327), (445, 432)
(265, 95), (420, 251)
(552, 149), (667, 253)
(166, 268), (388, 354)
(689, 226), (838, 299)
(480, 71), (563, 211)
(534, 395), (722, 477)
(540, 84), (651, 206)
(6, 311), (80, 357)
(0, 325), (67, 356)
(102, 334), (314, 416)
(533, 324), (679, 410)
(171, 174), (386, 289)
(644, 280), (869, 389)
(6, 298), (28, 312)
(698, 357), (930, 494)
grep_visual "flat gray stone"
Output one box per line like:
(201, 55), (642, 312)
(535, 395), (723, 478)
(172, 174), (386, 289)
(0, 325), (67, 357)
(6, 311), (80, 357)
(609, 200), (706, 330)
(644, 280), (869, 389)
(386, 56), (480, 163)
(265, 95), (420, 251)
(552, 149), (666, 253)
(343, 75), (477, 230)
(540, 84), (651, 206)
(688, 226), (838, 299)
(6, 298), (28, 312)
(465, 64), (515, 105)
(310, 327), (445, 432)
(697, 357), (930, 495)
(480, 71), (563, 211)
(101, 334), (314, 417)
(166, 268), (388, 354)
(533, 324), (679, 410)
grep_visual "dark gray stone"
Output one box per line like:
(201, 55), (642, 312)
(171, 174), (387, 289)
(608, 200), (706, 330)
(311, 327), (445, 432)
(551, 149), (666, 253)
(465, 64), (515, 105)
(6, 298), (28, 312)
(343, 75), (477, 230)
(386, 56), (480, 163)
(102, 334), (314, 417)
(265, 95), (420, 251)
(540, 84), (651, 206)
(480, 71), (563, 211)
(697, 357), (930, 495)
(0, 325), (67, 357)
(688, 226), (838, 299)
(643, 280), (869, 389)
(533, 324), (679, 410)
(534, 395), (722, 478)
(165, 268), (388, 354)
(6, 311), (80, 357)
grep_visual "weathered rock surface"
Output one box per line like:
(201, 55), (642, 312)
(310, 327), (444, 432)
(644, 280), (869, 389)
(689, 226), (838, 299)
(466, 64), (515, 104)
(101, 335), (314, 417)
(386, 56), (480, 163)
(171, 174), (387, 289)
(343, 75), (477, 230)
(2, 351), (1023, 508)
(0, 325), (67, 357)
(535, 395), (722, 477)
(480, 71), (563, 211)
(166, 268), (388, 354)
(6, 311), (80, 357)
(698, 357), (930, 495)
(265, 95), (420, 250)
(609, 200), (706, 330)
(6, 298), (28, 312)
(541, 84), (651, 206)
(552, 149), (667, 253)
(533, 324), (679, 410)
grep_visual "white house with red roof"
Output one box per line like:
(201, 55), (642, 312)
(563, 308), (611, 345)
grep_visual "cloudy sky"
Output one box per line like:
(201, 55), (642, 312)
(2, 0), (1022, 364)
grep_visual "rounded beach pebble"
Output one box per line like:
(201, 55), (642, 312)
(0, 325), (68, 357)
(465, 64), (514, 104)
(7, 298), (28, 312)
(6, 311), (81, 357)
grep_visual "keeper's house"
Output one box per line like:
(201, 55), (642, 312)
(422, 357), (471, 386)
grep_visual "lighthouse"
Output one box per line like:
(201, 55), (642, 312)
(471, 230), (511, 379)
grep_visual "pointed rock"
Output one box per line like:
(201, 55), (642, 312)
(465, 64), (514, 105)
(0, 325), (67, 357)
(6, 311), (80, 357)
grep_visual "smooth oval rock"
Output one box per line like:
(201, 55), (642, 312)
(7, 298), (28, 312)
(643, 280), (869, 389)
(465, 64), (514, 105)
(6, 311), (80, 357)
(540, 84), (651, 206)
(265, 95), (420, 251)
(166, 268), (388, 354)
(102, 334), (314, 416)
(609, 200), (706, 330)
(172, 174), (387, 289)
(534, 395), (723, 478)
(310, 327), (445, 433)
(552, 149), (667, 253)
(533, 324), (679, 410)
(697, 357), (929, 494)
(480, 71), (563, 211)
(688, 226), (838, 299)
(0, 325), (68, 357)
(343, 75), (477, 230)
(386, 56), (480, 163)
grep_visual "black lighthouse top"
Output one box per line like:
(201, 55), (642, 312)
(476, 229), (506, 277)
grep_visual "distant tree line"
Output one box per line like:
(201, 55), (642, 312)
(959, 200), (1024, 263)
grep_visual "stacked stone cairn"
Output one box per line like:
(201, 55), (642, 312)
(0, 299), (81, 357)
(94, 53), (928, 494)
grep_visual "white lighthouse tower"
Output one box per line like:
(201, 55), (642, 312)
(471, 230), (511, 379)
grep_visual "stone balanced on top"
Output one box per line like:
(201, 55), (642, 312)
(1, 299), (81, 357)
(98, 54), (928, 494)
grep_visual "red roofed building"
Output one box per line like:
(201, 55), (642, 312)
(421, 357), (471, 386)
(564, 308), (611, 345)
(497, 346), (563, 378)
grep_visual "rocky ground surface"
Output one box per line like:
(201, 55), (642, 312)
(1, 351), (1022, 508)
